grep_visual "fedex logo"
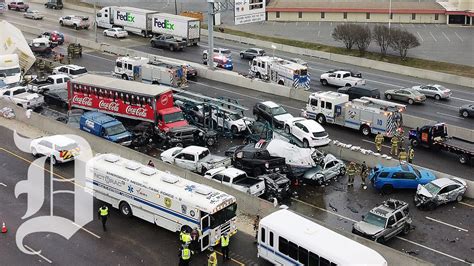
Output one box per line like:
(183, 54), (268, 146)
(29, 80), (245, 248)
(154, 18), (175, 30)
(116, 11), (135, 22)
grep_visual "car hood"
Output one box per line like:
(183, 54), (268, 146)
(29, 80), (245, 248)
(274, 113), (294, 123)
(416, 185), (433, 198)
(354, 221), (384, 236)
(303, 166), (323, 179)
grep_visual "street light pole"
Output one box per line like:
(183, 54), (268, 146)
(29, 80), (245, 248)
(174, 0), (178, 15)
(388, 0), (392, 31)
(207, 0), (215, 69)
(94, 0), (97, 43)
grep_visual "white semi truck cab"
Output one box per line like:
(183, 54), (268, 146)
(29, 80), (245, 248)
(0, 54), (21, 86)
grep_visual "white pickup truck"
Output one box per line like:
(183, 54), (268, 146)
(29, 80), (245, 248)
(204, 167), (266, 197)
(27, 74), (70, 93)
(161, 145), (232, 175)
(1, 86), (44, 109)
(320, 70), (366, 87)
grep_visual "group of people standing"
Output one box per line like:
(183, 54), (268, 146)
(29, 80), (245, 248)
(178, 227), (231, 266)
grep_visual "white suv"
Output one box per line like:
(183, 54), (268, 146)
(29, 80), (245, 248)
(52, 65), (87, 79)
(284, 117), (330, 147)
(30, 135), (80, 164)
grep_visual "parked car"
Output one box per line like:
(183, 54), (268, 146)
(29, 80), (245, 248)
(158, 125), (217, 148)
(301, 154), (345, 184)
(0, 86), (44, 109)
(384, 88), (426, 105)
(40, 31), (65, 45)
(44, 0), (63, 9)
(8, 1), (29, 11)
(411, 84), (451, 100)
(161, 146), (231, 175)
(239, 48), (265, 59)
(43, 89), (68, 108)
(352, 199), (411, 244)
(23, 10), (43, 19)
(27, 74), (70, 93)
(284, 117), (330, 148)
(204, 166), (266, 197)
(459, 104), (474, 118)
(337, 86), (380, 100)
(29, 37), (52, 54)
(225, 144), (287, 177)
(369, 164), (436, 194)
(103, 28), (128, 38)
(253, 101), (293, 129)
(30, 135), (79, 164)
(415, 178), (467, 210)
(150, 35), (186, 51)
(52, 65), (87, 79)
(59, 15), (90, 30)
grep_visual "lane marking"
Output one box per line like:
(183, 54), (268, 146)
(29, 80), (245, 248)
(24, 245), (53, 264)
(417, 32), (424, 42)
(425, 217), (468, 232)
(433, 102), (461, 110)
(436, 112), (464, 120)
(72, 222), (101, 239)
(442, 32), (451, 42)
(215, 250), (245, 266)
(361, 139), (391, 149)
(317, 30), (320, 37)
(0, 182), (7, 187)
(450, 97), (474, 103)
(429, 31), (437, 42)
(459, 202), (474, 208)
(454, 31), (463, 42)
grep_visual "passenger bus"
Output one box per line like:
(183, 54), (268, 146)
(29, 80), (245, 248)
(86, 153), (237, 251)
(258, 209), (388, 266)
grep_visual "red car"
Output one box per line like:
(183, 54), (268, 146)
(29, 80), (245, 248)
(7, 1), (29, 11)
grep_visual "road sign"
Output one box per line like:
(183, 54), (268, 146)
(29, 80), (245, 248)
(234, 0), (266, 25)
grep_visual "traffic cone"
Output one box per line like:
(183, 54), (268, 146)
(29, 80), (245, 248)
(1, 222), (7, 233)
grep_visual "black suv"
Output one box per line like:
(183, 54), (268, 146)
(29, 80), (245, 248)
(253, 101), (293, 129)
(159, 125), (217, 148)
(337, 86), (380, 100)
(45, 0), (63, 9)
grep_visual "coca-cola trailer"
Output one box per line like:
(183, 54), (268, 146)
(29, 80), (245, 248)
(68, 74), (188, 131)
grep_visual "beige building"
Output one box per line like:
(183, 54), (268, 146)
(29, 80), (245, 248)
(266, 0), (474, 25)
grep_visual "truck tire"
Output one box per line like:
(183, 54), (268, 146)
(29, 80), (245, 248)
(151, 41), (156, 48)
(338, 167), (346, 176)
(206, 137), (216, 147)
(411, 139), (419, 147)
(381, 184), (393, 195)
(456, 195), (463, 202)
(60, 20), (63, 26)
(402, 224), (410, 235)
(231, 126), (238, 135)
(386, 94), (392, 100)
(170, 46), (175, 52)
(119, 201), (132, 217)
(360, 125), (371, 136)
(235, 161), (243, 169)
(278, 80), (284, 86)
(316, 114), (326, 125)
(459, 154), (469, 164)
(255, 72), (261, 79)
(320, 79), (328, 86)
(74, 24), (78, 30)
(462, 110), (469, 118)
(31, 148), (38, 157)
(121, 74), (128, 80)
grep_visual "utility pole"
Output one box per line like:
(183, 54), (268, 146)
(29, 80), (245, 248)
(174, 0), (178, 15)
(206, 0), (234, 69)
(388, 0), (392, 31)
(94, 0), (98, 43)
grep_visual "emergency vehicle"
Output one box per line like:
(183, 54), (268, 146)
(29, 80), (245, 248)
(249, 56), (310, 90)
(86, 153), (238, 250)
(68, 74), (188, 132)
(113, 56), (187, 87)
(302, 91), (405, 137)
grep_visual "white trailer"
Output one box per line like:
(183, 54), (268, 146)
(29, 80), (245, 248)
(96, 6), (159, 37)
(86, 153), (238, 250)
(151, 13), (200, 46)
(302, 91), (406, 137)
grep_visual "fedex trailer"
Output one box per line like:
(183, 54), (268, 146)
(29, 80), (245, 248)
(96, 6), (159, 37)
(151, 13), (200, 46)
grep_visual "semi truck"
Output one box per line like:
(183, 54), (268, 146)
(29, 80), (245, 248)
(95, 6), (159, 37)
(151, 13), (200, 46)
(0, 54), (21, 86)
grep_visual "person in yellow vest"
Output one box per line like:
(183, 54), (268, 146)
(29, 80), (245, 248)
(390, 135), (399, 156)
(98, 205), (109, 232)
(208, 247), (217, 266)
(347, 161), (357, 187)
(408, 146), (415, 163)
(179, 244), (192, 266)
(399, 148), (408, 162)
(221, 232), (230, 260)
(374, 132), (384, 153)
(180, 229), (192, 245)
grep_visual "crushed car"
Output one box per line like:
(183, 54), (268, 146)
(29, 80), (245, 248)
(301, 154), (346, 185)
(414, 177), (467, 210)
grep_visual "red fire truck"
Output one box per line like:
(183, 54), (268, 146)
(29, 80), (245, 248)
(68, 74), (188, 131)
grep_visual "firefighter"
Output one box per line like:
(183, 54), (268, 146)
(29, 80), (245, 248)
(67, 51), (72, 64)
(179, 244), (192, 266)
(374, 132), (384, 153)
(221, 232), (230, 260)
(408, 146), (415, 163)
(390, 135), (399, 156)
(207, 247), (217, 266)
(98, 205), (109, 232)
(359, 161), (369, 190)
(399, 148), (408, 162)
(180, 229), (191, 245)
(347, 161), (357, 187)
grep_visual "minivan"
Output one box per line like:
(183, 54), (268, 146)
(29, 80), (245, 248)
(337, 86), (380, 100)
(79, 111), (132, 146)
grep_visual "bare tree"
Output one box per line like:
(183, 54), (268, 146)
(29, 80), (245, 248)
(354, 25), (371, 55)
(389, 29), (420, 60)
(332, 24), (357, 50)
(372, 25), (391, 56)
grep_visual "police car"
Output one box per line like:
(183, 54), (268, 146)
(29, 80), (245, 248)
(30, 135), (80, 164)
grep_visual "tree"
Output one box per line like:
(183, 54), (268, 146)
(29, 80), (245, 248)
(354, 25), (371, 55)
(332, 24), (357, 50)
(389, 29), (420, 60)
(372, 25), (391, 56)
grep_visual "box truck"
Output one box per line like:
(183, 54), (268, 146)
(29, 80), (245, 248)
(96, 6), (159, 37)
(151, 13), (200, 46)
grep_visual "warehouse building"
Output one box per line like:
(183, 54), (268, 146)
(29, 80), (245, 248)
(266, 0), (473, 25)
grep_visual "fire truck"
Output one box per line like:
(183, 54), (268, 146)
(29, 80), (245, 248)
(249, 56), (310, 90)
(302, 91), (406, 137)
(113, 56), (187, 88)
(68, 74), (188, 132)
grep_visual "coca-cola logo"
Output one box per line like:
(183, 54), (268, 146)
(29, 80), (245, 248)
(126, 105), (147, 117)
(72, 95), (93, 106)
(99, 100), (119, 112)
(160, 94), (169, 106)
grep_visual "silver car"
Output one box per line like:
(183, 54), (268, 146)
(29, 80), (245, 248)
(303, 154), (345, 184)
(411, 84), (451, 100)
(24, 10), (43, 20)
(414, 177), (467, 210)
(384, 88), (426, 105)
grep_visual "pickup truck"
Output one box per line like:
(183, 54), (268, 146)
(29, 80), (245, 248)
(204, 167), (266, 197)
(225, 144), (287, 177)
(0, 86), (44, 109)
(161, 145), (232, 175)
(150, 35), (186, 52)
(320, 70), (366, 87)
(27, 74), (70, 93)
(7, 1), (29, 11)
(59, 15), (90, 30)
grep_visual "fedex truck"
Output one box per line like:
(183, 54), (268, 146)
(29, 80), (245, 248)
(96, 6), (159, 37)
(151, 13), (200, 46)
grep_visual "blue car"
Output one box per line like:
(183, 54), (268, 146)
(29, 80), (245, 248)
(369, 164), (436, 194)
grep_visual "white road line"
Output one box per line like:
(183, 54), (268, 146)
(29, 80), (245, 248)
(295, 22), (298, 26)
(361, 139), (391, 148)
(454, 31), (463, 42)
(307, 22), (309, 26)
(84, 52), (115, 62)
(400, 24), (404, 28)
(24, 245), (52, 264)
(0, 182), (6, 187)
(319, 21), (321, 26)
(433, 102), (461, 110)
(425, 216), (469, 232)
(423, 24), (427, 28)
(435, 24), (439, 28)
(442, 32), (451, 42)
(330, 22), (332, 26)
(459, 202), (474, 208)
(451, 97), (474, 103)
(417, 32), (424, 42)
(436, 112), (464, 120)
(429, 31), (437, 42)
(72, 222), (101, 239)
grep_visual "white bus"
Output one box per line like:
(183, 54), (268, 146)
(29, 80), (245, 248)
(86, 153), (238, 250)
(258, 209), (388, 266)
